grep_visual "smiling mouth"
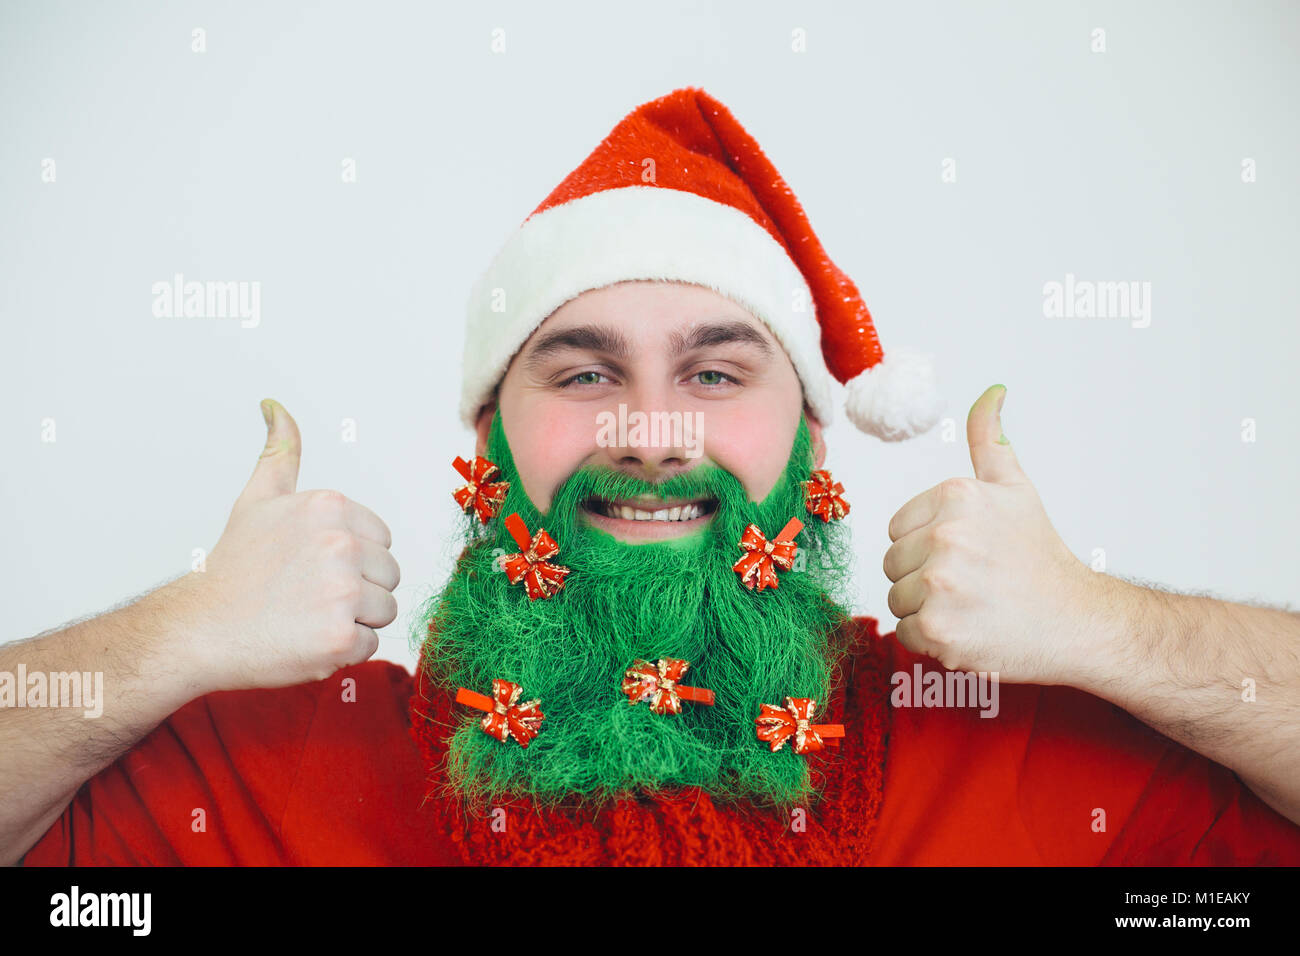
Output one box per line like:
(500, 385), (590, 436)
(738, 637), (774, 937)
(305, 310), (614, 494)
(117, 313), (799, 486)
(580, 494), (719, 523)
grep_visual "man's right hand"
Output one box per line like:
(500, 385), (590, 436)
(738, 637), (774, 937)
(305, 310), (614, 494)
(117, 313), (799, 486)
(173, 399), (400, 693)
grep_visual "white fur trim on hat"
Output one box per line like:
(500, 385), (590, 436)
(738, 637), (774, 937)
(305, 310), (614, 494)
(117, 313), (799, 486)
(459, 185), (835, 431)
(843, 347), (944, 441)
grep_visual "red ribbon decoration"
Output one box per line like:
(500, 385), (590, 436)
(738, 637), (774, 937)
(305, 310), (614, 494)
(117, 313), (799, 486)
(732, 517), (803, 591)
(803, 469), (850, 523)
(622, 658), (716, 714)
(455, 680), (545, 747)
(497, 513), (571, 601)
(452, 455), (510, 525)
(755, 697), (845, 754)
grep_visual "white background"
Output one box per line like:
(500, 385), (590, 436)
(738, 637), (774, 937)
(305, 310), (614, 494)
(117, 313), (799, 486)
(3, 0), (1297, 672)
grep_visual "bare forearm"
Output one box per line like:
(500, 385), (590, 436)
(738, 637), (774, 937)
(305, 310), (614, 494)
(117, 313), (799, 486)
(0, 576), (210, 865)
(1080, 576), (1300, 824)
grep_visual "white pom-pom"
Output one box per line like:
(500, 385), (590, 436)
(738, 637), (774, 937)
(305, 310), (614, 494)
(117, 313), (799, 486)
(843, 347), (944, 441)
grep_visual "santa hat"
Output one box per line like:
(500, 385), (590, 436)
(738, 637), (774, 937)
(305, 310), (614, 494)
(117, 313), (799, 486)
(460, 86), (943, 441)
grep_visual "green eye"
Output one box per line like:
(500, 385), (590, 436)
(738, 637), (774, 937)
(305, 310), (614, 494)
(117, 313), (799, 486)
(697, 370), (738, 386)
(570, 371), (603, 385)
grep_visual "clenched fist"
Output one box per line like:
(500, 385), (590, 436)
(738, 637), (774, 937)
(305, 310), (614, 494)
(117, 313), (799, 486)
(882, 385), (1115, 684)
(174, 400), (400, 692)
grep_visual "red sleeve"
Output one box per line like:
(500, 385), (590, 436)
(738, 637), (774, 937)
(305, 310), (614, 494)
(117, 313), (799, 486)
(872, 631), (1300, 865)
(20, 675), (326, 865)
(1100, 741), (1300, 865)
(21, 660), (456, 866)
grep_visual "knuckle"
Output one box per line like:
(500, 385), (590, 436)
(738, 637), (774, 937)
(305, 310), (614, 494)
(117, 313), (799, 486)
(914, 606), (943, 641)
(337, 578), (362, 606)
(919, 565), (950, 594)
(308, 488), (347, 519)
(929, 521), (964, 552)
(320, 528), (358, 561)
(325, 620), (358, 658)
(939, 476), (977, 505)
(932, 637), (967, 672)
(303, 654), (337, 683)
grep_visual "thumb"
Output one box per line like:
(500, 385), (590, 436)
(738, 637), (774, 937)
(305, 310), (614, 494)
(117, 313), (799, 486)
(235, 399), (302, 506)
(967, 384), (1027, 485)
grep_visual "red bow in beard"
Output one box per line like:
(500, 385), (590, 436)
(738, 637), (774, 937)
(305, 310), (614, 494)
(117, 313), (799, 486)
(498, 513), (571, 601)
(732, 517), (803, 591)
(621, 658), (716, 714)
(755, 697), (844, 754)
(803, 469), (850, 522)
(455, 679), (545, 747)
(452, 455), (510, 525)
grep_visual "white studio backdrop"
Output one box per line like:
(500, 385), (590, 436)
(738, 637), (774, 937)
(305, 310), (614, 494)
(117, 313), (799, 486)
(2, 0), (1297, 673)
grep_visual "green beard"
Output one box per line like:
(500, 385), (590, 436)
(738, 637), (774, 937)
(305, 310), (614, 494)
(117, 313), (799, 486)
(411, 406), (858, 810)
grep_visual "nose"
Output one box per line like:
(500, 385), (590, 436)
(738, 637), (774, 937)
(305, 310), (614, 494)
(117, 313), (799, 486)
(596, 390), (696, 478)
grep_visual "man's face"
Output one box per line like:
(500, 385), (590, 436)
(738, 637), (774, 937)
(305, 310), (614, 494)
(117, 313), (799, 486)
(416, 280), (853, 810)
(477, 280), (827, 537)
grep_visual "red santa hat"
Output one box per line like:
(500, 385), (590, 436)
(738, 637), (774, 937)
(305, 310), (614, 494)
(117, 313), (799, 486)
(460, 86), (943, 441)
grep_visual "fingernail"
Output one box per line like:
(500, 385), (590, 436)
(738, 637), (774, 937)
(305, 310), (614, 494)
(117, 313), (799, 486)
(261, 399), (275, 428)
(994, 386), (1009, 443)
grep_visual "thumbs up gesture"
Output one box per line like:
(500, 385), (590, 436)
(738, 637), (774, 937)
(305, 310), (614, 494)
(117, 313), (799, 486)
(882, 385), (1103, 683)
(176, 400), (400, 692)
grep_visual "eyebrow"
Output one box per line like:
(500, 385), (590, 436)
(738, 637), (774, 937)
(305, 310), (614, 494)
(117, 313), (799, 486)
(522, 319), (774, 372)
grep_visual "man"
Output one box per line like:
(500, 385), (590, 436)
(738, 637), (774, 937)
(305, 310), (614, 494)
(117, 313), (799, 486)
(8, 87), (1300, 866)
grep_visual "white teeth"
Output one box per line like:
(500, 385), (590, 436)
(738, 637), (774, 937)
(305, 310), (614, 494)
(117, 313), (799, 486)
(595, 499), (710, 521)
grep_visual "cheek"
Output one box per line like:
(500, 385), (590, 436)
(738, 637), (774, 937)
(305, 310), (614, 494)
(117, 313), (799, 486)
(503, 401), (595, 513)
(701, 397), (800, 503)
